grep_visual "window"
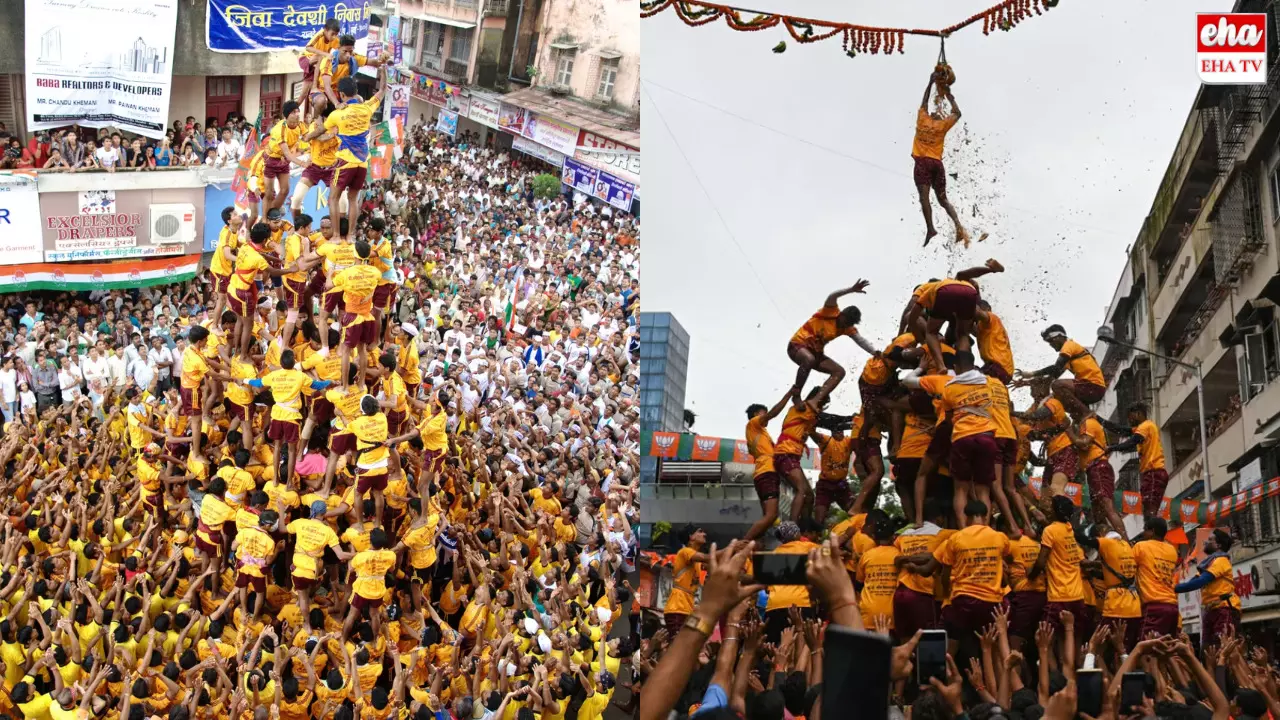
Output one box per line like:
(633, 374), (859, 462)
(596, 57), (619, 100)
(401, 18), (418, 46)
(555, 48), (576, 86)
(1239, 315), (1280, 401)
(424, 23), (444, 57)
(260, 75), (284, 127)
(1271, 160), (1280, 222)
(449, 31), (473, 62)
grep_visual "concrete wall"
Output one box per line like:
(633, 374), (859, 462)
(169, 77), (208, 128)
(533, 0), (638, 109)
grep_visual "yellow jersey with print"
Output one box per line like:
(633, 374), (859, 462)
(1201, 556), (1241, 610)
(260, 368), (313, 422)
(308, 119), (339, 168)
(317, 239), (359, 275)
(398, 340), (421, 385)
(267, 120), (303, 160)
(235, 526), (275, 578)
(225, 357), (258, 407)
(287, 518), (339, 580)
(349, 413), (390, 471)
(318, 52), (369, 86)
(180, 346), (210, 390)
(283, 233), (308, 283)
(334, 264), (381, 317)
(417, 408), (448, 452)
(211, 226), (239, 276)
(1097, 536), (1140, 619)
(1059, 339), (1105, 387)
(229, 242), (269, 293)
(351, 548), (397, 600)
(324, 94), (380, 169)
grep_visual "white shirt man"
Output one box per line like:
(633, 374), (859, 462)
(0, 367), (16, 407)
(148, 343), (174, 383)
(81, 353), (109, 393)
(216, 132), (243, 168)
(107, 350), (128, 389)
(95, 140), (120, 170)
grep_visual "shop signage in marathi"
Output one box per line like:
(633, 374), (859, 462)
(467, 95), (500, 129)
(576, 130), (640, 181)
(523, 113), (579, 156)
(511, 135), (565, 167)
(44, 244), (185, 262)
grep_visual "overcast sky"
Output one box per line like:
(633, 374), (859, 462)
(642, 0), (1232, 438)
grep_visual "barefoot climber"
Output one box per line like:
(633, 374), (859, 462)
(786, 280), (878, 408)
(912, 67), (968, 247)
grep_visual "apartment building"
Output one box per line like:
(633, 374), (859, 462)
(1095, 0), (1280, 631)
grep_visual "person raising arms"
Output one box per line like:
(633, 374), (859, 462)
(772, 388), (825, 523)
(1100, 402), (1168, 518)
(786, 280), (876, 408)
(900, 260), (1004, 372)
(741, 391), (791, 542)
(320, 67), (389, 238)
(662, 525), (709, 635)
(911, 67), (967, 247)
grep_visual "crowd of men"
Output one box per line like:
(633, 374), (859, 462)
(637, 69), (1274, 720)
(0, 112), (642, 720)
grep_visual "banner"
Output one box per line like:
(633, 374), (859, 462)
(522, 113), (580, 156)
(0, 254), (201, 293)
(498, 103), (529, 135)
(594, 170), (637, 211)
(26, 0), (178, 139)
(436, 110), (458, 137)
(387, 15), (402, 64)
(389, 85), (409, 126)
(651, 432), (679, 459)
(576, 130), (640, 183)
(206, 0), (370, 53)
(512, 135), (566, 167)
(1063, 482), (1082, 506)
(732, 440), (752, 465)
(1122, 491), (1141, 515)
(468, 95), (501, 129)
(690, 436), (721, 462)
(561, 158), (598, 196)
(445, 93), (471, 118)
(0, 173), (44, 266)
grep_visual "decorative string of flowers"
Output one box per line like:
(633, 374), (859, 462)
(640, 0), (1062, 56)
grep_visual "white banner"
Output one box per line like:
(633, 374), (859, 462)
(467, 96), (501, 129)
(25, 0), (179, 139)
(512, 135), (566, 167)
(525, 113), (580, 156)
(0, 173), (45, 266)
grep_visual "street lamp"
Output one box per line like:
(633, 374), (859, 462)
(1096, 325), (1211, 491)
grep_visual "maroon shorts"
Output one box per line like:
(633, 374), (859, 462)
(229, 285), (258, 317)
(858, 378), (889, 403)
(1048, 446), (1079, 480)
(310, 395), (335, 425)
(215, 272), (231, 294)
(351, 593), (383, 611)
(1140, 469), (1170, 514)
(196, 531), (222, 556)
(330, 431), (355, 455)
(235, 572), (267, 594)
(180, 386), (201, 417)
(775, 453), (802, 476)
(284, 278), (308, 310)
(1086, 460), (1116, 507)
(855, 437), (883, 461)
(754, 472), (780, 502)
(342, 314), (377, 348)
(292, 575), (316, 591)
(995, 437), (1017, 466)
(386, 410), (406, 435)
(1139, 602), (1180, 638)
(1202, 605), (1240, 639)
(926, 420), (953, 461)
(224, 399), (249, 421)
(301, 163), (334, 187)
(893, 458), (922, 486)
(913, 155), (946, 193)
(1101, 616), (1140, 652)
(950, 432), (996, 485)
(333, 165), (368, 195)
(307, 269), (328, 298)
(299, 55), (315, 80)
(356, 471), (389, 493)
(324, 288), (343, 314)
(942, 595), (1006, 637)
(246, 191), (261, 204)
(268, 418), (300, 444)
(981, 362), (1012, 385)
(373, 283), (397, 312)
(166, 441), (189, 460)
(1042, 600), (1085, 631)
(1073, 380), (1106, 405)
(893, 586), (939, 640)
(933, 282), (979, 322)
(264, 155), (291, 179)
(1009, 590), (1047, 638)
(815, 478), (852, 511)
(422, 447), (446, 474)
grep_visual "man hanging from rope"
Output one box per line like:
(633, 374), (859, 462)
(912, 49), (969, 247)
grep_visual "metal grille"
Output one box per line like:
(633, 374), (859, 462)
(1211, 170), (1265, 286)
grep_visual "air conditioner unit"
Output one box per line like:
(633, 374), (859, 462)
(149, 204), (196, 245)
(1252, 558), (1280, 595)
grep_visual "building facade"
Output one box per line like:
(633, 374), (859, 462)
(1094, 0), (1280, 634)
(639, 311), (689, 439)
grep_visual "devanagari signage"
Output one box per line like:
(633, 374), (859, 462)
(207, 0), (370, 52)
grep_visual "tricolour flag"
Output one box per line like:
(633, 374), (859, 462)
(0, 255), (201, 292)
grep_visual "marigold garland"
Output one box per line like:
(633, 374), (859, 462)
(640, 0), (1062, 56)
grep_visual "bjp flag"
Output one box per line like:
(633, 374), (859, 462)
(1121, 491), (1141, 515)
(1266, 478), (1280, 497)
(1029, 477), (1043, 497)
(691, 436), (722, 462)
(1249, 484), (1264, 505)
(1063, 482), (1083, 506)
(651, 432), (680, 459)
(733, 440), (754, 465)
(1206, 500), (1218, 526)
(1179, 500), (1199, 525)
(1158, 497), (1171, 520)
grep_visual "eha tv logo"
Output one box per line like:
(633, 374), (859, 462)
(1197, 13), (1268, 84)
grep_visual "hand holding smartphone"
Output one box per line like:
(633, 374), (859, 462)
(823, 625), (891, 720)
(916, 630), (948, 686)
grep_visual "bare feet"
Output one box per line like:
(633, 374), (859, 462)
(924, 227), (938, 247)
(956, 227), (971, 247)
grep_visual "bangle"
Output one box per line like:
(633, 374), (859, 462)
(723, 636), (739, 643)
(827, 600), (857, 616)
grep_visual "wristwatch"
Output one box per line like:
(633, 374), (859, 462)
(683, 614), (715, 636)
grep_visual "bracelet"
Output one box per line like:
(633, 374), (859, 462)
(827, 600), (858, 616)
(723, 636), (739, 643)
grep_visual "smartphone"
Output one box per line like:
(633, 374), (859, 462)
(1077, 669), (1103, 717)
(1121, 671), (1145, 712)
(916, 629), (948, 686)
(823, 625), (891, 720)
(752, 552), (808, 585)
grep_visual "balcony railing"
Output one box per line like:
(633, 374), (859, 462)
(484, 0), (509, 15)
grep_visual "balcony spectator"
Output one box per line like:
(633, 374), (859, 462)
(42, 147), (70, 171)
(155, 137), (173, 167)
(94, 137), (120, 172)
(216, 127), (243, 168)
(125, 138), (148, 171)
(204, 147), (218, 166)
(180, 143), (201, 166)
(28, 133), (50, 168)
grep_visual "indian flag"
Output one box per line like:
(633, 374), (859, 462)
(0, 254), (201, 293)
(503, 275), (524, 334)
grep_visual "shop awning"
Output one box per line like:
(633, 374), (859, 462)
(410, 13), (477, 29)
(501, 87), (639, 149)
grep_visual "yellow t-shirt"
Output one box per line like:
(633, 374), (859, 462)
(895, 528), (943, 596)
(765, 540), (820, 611)
(1132, 539), (1178, 605)
(417, 409), (448, 452)
(744, 414), (776, 477)
(211, 226), (239, 277)
(857, 544), (901, 627)
(1202, 556), (1241, 611)
(1134, 420), (1166, 472)
(324, 94), (381, 169)
(1097, 537), (1141, 619)
(1059, 339), (1105, 387)
(229, 243), (270, 293)
(918, 375), (997, 441)
(976, 311), (1015, 377)
(933, 525), (1010, 603)
(235, 526), (275, 578)
(260, 368), (312, 422)
(662, 546), (701, 616)
(1040, 522), (1085, 603)
(308, 119), (339, 168)
(1008, 534), (1046, 593)
(349, 414), (390, 471)
(334, 264), (381, 317)
(775, 404), (817, 457)
(287, 519), (339, 580)
(351, 549), (397, 599)
(267, 119), (303, 159)
(180, 345), (211, 390)
(912, 107), (958, 160)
